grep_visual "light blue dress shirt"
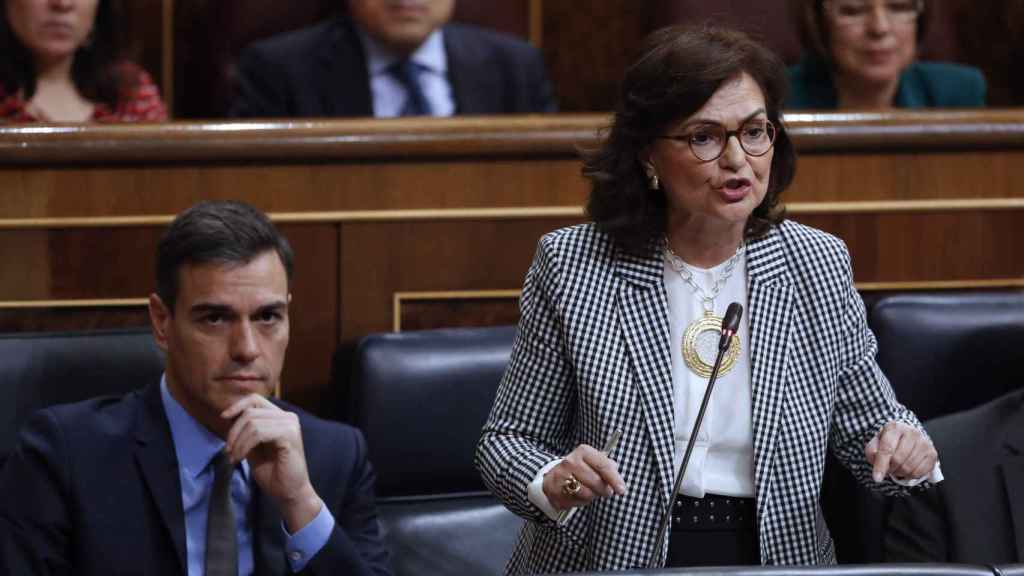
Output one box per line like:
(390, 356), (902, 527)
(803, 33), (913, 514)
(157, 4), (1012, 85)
(160, 377), (334, 574)
(357, 26), (455, 117)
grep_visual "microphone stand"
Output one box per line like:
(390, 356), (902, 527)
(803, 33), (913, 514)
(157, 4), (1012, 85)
(646, 304), (742, 568)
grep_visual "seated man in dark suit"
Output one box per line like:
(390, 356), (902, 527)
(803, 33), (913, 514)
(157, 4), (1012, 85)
(886, 388), (1024, 563)
(0, 201), (391, 575)
(231, 0), (557, 118)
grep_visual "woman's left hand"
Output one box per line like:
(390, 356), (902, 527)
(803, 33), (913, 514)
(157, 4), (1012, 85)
(864, 421), (938, 483)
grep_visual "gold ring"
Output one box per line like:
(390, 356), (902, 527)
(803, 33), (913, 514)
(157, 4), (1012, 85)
(562, 474), (582, 497)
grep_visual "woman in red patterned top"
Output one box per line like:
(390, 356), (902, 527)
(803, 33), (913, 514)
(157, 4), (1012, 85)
(1, 0), (166, 122)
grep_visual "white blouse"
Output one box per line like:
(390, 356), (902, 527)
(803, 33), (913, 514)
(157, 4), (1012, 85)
(663, 249), (755, 498)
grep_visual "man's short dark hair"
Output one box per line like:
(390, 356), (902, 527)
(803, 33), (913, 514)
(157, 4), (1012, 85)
(156, 201), (294, 311)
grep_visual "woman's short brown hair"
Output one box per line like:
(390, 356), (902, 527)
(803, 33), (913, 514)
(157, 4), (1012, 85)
(792, 0), (930, 63)
(584, 25), (796, 255)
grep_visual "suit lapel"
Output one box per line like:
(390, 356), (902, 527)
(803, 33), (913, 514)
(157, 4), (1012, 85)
(744, 229), (794, 526)
(252, 485), (288, 576)
(133, 383), (187, 573)
(443, 25), (497, 115)
(614, 244), (676, 509)
(318, 19), (373, 116)
(1001, 406), (1024, 560)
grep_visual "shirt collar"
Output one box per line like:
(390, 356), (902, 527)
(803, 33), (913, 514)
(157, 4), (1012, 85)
(358, 25), (448, 76)
(160, 375), (249, 481)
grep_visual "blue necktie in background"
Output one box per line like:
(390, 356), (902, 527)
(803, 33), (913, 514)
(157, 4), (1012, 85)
(391, 59), (431, 116)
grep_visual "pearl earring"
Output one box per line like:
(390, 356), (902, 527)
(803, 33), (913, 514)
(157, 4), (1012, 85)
(644, 163), (660, 190)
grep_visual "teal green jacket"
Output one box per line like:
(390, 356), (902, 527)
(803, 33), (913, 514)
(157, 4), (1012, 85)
(785, 57), (986, 109)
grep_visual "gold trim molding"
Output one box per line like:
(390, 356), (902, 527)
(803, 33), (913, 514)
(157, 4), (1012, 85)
(0, 298), (148, 310)
(855, 279), (1024, 292)
(4, 199), (1024, 230)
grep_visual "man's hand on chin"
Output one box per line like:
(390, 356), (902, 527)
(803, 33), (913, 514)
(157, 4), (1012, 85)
(222, 394), (323, 532)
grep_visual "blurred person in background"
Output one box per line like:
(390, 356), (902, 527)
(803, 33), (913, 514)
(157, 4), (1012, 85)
(786, 0), (985, 109)
(0, 0), (166, 122)
(231, 0), (557, 118)
(886, 388), (1024, 563)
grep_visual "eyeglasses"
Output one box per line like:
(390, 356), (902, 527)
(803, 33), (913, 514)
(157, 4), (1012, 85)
(824, 0), (923, 28)
(658, 120), (776, 163)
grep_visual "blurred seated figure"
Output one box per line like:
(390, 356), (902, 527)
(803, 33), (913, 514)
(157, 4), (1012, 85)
(231, 0), (557, 118)
(886, 388), (1024, 563)
(786, 0), (985, 109)
(0, 0), (166, 122)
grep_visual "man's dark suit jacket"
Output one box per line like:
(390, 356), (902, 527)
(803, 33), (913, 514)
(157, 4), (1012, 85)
(0, 381), (391, 575)
(885, 388), (1024, 562)
(230, 18), (557, 118)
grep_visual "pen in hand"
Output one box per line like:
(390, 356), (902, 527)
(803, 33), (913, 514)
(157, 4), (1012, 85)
(557, 428), (623, 525)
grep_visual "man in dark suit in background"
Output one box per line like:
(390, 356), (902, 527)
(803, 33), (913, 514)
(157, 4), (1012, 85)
(0, 201), (391, 575)
(886, 388), (1024, 563)
(231, 0), (557, 118)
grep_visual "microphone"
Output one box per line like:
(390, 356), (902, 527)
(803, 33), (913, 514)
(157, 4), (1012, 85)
(647, 302), (744, 568)
(719, 302), (743, 350)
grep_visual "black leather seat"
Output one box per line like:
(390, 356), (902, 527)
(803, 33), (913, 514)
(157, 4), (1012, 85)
(345, 291), (1024, 570)
(824, 291), (1024, 563)
(0, 328), (165, 468)
(872, 291), (1024, 421)
(347, 326), (522, 576)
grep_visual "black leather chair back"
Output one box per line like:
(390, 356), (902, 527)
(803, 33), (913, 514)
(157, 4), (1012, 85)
(824, 290), (1024, 563)
(0, 328), (165, 466)
(872, 291), (1024, 421)
(347, 326), (523, 576)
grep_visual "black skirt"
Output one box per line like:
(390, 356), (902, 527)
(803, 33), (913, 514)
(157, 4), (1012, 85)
(665, 493), (760, 567)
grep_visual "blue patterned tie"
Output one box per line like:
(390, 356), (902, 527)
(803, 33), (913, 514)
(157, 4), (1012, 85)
(391, 59), (431, 116)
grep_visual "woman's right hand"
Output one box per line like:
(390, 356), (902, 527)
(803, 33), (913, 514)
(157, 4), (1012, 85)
(542, 444), (627, 511)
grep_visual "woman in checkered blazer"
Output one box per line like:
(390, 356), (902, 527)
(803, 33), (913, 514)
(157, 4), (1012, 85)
(476, 25), (938, 573)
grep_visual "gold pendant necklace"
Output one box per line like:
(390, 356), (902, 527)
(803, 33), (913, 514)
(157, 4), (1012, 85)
(664, 240), (744, 379)
(681, 310), (741, 378)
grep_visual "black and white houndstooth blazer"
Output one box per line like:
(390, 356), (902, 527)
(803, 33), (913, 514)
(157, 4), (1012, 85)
(476, 220), (927, 573)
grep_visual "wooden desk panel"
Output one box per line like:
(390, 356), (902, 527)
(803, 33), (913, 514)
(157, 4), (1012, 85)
(2, 111), (1023, 415)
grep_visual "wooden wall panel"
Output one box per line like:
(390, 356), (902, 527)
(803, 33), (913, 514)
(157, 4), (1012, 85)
(0, 228), (158, 300)
(0, 224), (339, 411)
(338, 217), (581, 340)
(0, 307), (150, 333)
(454, 0), (530, 39)
(275, 224), (340, 410)
(790, 151), (1024, 203)
(0, 159), (587, 220)
(542, 1), (653, 111)
(122, 0), (165, 97)
(793, 209), (1024, 284)
(396, 294), (521, 332)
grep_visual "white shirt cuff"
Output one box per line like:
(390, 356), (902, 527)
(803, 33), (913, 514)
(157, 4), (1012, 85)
(891, 461), (944, 487)
(528, 458), (568, 522)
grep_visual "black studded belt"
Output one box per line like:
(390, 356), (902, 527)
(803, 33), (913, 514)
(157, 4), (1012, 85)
(670, 493), (756, 532)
